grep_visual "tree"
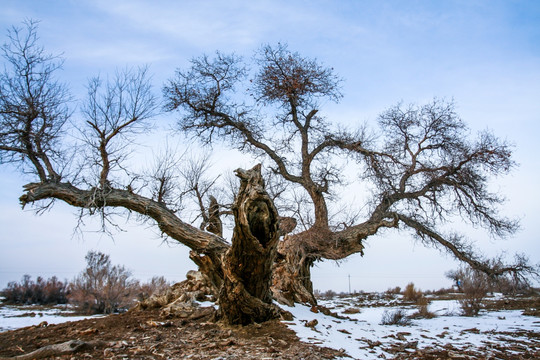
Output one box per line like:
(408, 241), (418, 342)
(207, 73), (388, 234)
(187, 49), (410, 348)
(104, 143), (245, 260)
(0, 19), (70, 183)
(69, 251), (139, 314)
(1, 22), (536, 325)
(164, 43), (538, 304)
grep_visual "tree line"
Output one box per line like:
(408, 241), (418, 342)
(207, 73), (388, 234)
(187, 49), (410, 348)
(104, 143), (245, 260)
(1, 251), (170, 314)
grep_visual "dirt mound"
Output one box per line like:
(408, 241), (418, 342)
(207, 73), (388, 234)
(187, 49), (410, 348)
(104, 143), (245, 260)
(0, 306), (340, 359)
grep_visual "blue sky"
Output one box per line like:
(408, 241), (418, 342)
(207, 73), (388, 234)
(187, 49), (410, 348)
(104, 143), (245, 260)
(0, 0), (539, 292)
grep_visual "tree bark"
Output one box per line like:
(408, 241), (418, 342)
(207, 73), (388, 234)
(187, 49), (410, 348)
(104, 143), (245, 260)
(272, 216), (399, 306)
(218, 164), (281, 325)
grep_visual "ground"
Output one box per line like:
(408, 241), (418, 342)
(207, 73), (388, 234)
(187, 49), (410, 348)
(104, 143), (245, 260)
(0, 306), (340, 359)
(0, 292), (539, 359)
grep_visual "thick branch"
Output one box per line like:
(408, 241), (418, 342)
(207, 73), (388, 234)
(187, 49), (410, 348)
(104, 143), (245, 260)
(19, 181), (229, 255)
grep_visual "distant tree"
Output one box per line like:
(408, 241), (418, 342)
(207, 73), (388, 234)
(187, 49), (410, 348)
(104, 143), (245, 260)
(1, 22), (537, 324)
(69, 251), (138, 314)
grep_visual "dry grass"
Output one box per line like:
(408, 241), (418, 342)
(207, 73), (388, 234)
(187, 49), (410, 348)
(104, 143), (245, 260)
(380, 309), (412, 326)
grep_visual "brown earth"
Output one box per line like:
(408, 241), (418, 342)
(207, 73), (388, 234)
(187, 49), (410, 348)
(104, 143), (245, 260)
(0, 306), (343, 359)
(0, 296), (539, 359)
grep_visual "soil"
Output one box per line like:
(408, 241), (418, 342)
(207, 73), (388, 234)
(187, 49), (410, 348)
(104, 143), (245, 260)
(0, 296), (538, 359)
(0, 306), (342, 359)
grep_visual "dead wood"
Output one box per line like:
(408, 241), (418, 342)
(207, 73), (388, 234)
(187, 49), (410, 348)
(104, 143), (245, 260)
(218, 164), (282, 325)
(0, 340), (109, 360)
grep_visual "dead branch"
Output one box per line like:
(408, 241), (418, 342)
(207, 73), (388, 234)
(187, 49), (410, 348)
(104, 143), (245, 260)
(0, 340), (109, 360)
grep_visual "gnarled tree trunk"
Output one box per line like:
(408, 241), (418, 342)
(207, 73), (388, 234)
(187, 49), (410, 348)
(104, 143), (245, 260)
(218, 164), (281, 325)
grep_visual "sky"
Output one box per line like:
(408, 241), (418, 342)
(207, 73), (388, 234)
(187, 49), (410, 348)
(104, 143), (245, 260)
(0, 0), (539, 293)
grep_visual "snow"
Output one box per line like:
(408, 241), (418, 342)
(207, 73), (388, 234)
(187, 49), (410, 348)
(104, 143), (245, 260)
(0, 305), (101, 332)
(2, 294), (538, 358)
(282, 295), (540, 359)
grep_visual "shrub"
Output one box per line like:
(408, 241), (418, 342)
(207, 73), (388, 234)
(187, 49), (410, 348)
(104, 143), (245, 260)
(137, 276), (171, 301)
(459, 267), (489, 316)
(402, 283), (423, 303)
(69, 251), (139, 314)
(415, 304), (436, 319)
(385, 286), (401, 295)
(1, 275), (68, 305)
(380, 309), (411, 326)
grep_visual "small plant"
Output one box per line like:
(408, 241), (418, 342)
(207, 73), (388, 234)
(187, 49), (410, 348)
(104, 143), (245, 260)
(380, 309), (412, 326)
(414, 304), (436, 319)
(385, 286), (401, 295)
(402, 283), (423, 303)
(459, 267), (489, 316)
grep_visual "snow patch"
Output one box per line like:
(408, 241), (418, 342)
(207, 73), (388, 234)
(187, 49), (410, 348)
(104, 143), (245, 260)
(282, 295), (539, 359)
(0, 305), (102, 332)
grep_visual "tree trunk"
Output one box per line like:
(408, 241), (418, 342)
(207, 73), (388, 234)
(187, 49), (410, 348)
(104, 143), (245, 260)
(218, 164), (281, 325)
(272, 228), (333, 306)
(272, 221), (395, 306)
(273, 250), (316, 306)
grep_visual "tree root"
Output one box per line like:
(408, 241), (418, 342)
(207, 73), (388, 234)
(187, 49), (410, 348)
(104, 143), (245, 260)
(0, 340), (109, 360)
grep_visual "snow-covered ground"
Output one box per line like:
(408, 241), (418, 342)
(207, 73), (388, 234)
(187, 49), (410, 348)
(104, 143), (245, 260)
(283, 294), (540, 359)
(0, 304), (101, 332)
(2, 294), (538, 358)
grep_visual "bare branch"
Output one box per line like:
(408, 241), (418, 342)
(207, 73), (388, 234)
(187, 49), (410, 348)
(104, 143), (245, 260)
(0, 19), (71, 181)
(81, 66), (158, 188)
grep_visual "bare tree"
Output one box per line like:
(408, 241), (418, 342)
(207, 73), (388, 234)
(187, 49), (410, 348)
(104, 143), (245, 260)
(0, 19), (70, 183)
(144, 141), (184, 211)
(179, 152), (223, 235)
(80, 65), (157, 188)
(2, 22), (536, 325)
(69, 251), (139, 314)
(164, 43), (536, 304)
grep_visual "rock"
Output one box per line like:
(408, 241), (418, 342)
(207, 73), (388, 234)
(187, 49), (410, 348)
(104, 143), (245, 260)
(305, 319), (318, 328)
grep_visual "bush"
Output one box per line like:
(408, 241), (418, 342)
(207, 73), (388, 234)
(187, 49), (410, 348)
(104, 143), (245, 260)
(414, 304), (436, 319)
(69, 251), (139, 314)
(385, 286), (401, 295)
(459, 267), (489, 316)
(380, 309), (411, 326)
(1, 275), (68, 305)
(136, 276), (171, 301)
(402, 283), (423, 303)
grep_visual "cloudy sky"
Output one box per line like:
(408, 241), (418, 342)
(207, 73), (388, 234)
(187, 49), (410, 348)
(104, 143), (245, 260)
(1, 0), (539, 292)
